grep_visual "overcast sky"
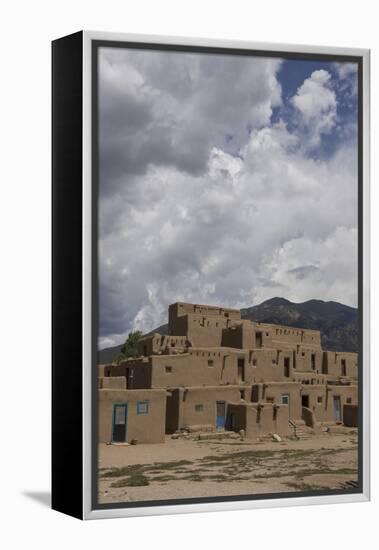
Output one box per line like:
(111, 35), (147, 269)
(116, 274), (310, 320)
(97, 47), (358, 349)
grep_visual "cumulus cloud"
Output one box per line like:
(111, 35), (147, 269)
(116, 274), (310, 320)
(97, 49), (358, 348)
(291, 69), (337, 149)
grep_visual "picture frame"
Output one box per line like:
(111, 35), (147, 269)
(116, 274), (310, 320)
(52, 30), (370, 520)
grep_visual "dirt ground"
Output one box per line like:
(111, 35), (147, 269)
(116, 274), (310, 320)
(97, 428), (358, 504)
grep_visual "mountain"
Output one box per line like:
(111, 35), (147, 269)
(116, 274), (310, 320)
(98, 298), (358, 363)
(241, 297), (358, 352)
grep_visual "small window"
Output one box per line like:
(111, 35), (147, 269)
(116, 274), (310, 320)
(346, 397), (352, 404)
(137, 400), (149, 414)
(252, 358), (257, 367)
(280, 394), (290, 405)
(208, 359), (214, 367)
(240, 390), (245, 400)
(165, 366), (173, 374)
(272, 359), (276, 365)
(195, 404), (203, 412)
(317, 396), (323, 403)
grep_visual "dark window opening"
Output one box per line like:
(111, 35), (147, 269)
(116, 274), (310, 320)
(284, 357), (290, 377)
(238, 358), (245, 382)
(341, 359), (347, 376)
(302, 395), (309, 408)
(256, 332), (263, 348)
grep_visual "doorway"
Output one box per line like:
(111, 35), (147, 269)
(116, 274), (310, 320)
(112, 403), (128, 442)
(216, 401), (226, 429)
(302, 395), (309, 408)
(333, 396), (341, 422)
(284, 357), (290, 377)
(255, 332), (262, 348)
(237, 358), (245, 382)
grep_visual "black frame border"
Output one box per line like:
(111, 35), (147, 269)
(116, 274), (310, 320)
(52, 31), (84, 519)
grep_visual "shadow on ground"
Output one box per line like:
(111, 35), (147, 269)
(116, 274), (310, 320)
(23, 491), (51, 508)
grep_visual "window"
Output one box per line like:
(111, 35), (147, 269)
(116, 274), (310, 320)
(346, 397), (352, 404)
(195, 404), (204, 412)
(208, 359), (214, 367)
(165, 366), (172, 374)
(281, 394), (290, 405)
(272, 359), (276, 365)
(240, 390), (245, 400)
(137, 400), (149, 414)
(317, 396), (323, 403)
(252, 358), (257, 367)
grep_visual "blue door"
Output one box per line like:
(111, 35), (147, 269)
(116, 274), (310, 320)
(112, 403), (128, 442)
(216, 401), (226, 429)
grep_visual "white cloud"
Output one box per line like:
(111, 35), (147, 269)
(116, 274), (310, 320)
(291, 69), (337, 148)
(97, 53), (358, 349)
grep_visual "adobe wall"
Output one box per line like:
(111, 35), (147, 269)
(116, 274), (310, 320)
(258, 323), (321, 350)
(247, 348), (295, 383)
(222, 321), (271, 349)
(186, 314), (229, 347)
(251, 382), (302, 420)
(105, 359), (152, 389)
(137, 333), (188, 356)
(150, 348), (243, 387)
(98, 376), (126, 390)
(323, 351), (358, 378)
(149, 347), (297, 388)
(169, 302), (240, 322)
(98, 389), (166, 444)
(227, 403), (291, 438)
(298, 384), (358, 423)
(174, 385), (242, 430)
(293, 348), (323, 374)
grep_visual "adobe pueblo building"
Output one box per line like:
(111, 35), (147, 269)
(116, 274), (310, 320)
(98, 302), (358, 444)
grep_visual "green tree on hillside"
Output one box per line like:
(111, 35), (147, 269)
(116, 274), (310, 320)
(113, 330), (143, 364)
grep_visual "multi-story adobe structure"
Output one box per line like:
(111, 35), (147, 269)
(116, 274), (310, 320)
(98, 302), (358, 444)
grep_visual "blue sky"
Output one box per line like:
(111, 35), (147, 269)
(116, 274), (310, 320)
(98, 49), (358, 348)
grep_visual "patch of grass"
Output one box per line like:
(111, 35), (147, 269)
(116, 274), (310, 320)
(110, 474), (150, 488)
(285, 481), (324, 492)
(149, 475), (177, 482)
(147, 460), (192, 472)
(101, 464), (145, 478)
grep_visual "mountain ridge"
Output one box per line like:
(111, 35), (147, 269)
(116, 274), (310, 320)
(98, 297), (358, 363)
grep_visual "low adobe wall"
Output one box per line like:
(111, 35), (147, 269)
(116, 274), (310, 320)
(98, 389), (166, 444)
(227, 402), (291, 438)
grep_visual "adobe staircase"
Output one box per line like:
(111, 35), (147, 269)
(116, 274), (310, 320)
(288, 419), (313, 439)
